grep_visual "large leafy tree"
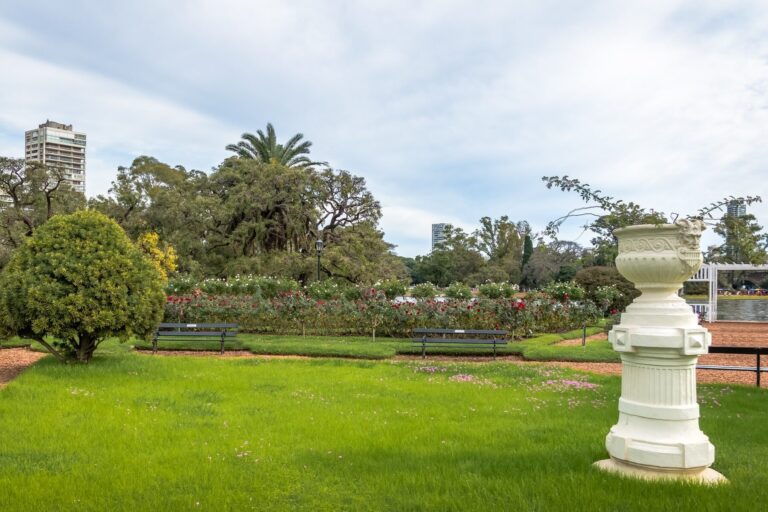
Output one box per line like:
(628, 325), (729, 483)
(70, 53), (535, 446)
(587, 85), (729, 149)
(225, 123), (324, 169)
(473, 216), (526, 283)
(89, 156), (208, 273)
(411, 225), (484, 286)
(0, 211), (165, 362)
(92, 154), (402, 282)
(706, 213), (768, 264)
(0, 157), (85, 263)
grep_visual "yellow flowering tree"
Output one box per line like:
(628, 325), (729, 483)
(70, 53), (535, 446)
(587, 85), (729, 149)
(137, 232), (178, 281)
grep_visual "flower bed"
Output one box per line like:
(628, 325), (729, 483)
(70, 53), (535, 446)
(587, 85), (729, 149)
(164, 291), (601, 338)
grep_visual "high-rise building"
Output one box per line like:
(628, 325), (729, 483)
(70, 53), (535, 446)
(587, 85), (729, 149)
(431, 223), (447, 250)
(24, 121), (86, 194)
(726, 200), (746, 218)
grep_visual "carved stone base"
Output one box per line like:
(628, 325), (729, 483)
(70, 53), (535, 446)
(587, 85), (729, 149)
(594, 458), (727, 485)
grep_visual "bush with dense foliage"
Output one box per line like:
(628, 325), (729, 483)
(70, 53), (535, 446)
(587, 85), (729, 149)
(477, 282), (518, 299)
(574, 266), (638, 311)
(445, 282), (472, 299)
(0, 211), (165, 362)
(411, 282), (438, 299)
(376, 278), (408, 300)
(542, 281), (585, 302)
(165, 275), (300, 297)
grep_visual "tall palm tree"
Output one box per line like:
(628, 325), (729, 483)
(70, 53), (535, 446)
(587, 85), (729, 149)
(225, 123), (325, 168)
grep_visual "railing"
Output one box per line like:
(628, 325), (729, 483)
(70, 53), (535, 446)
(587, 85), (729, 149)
(697, 346), (767, 387)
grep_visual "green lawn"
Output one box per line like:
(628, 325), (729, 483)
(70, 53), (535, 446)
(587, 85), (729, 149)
(1, 342), (766, 511)
(130, 327), (615, 362)
(0, 337), (32, 349)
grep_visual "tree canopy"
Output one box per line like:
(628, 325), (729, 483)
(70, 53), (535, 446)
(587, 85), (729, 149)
(0, 210), (165, 362)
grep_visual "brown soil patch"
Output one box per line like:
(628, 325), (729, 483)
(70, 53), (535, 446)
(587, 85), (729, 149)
(552, 321), (768, 388)
(135, 349), (311, 360)
(0, 348), (47, 389)
(557, 333), (608, 346)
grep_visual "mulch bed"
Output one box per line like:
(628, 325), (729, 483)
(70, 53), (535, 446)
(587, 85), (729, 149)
(0, 348), (47, 389)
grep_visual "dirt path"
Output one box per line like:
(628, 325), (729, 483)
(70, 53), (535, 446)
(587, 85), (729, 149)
(0, 348), (47, 389)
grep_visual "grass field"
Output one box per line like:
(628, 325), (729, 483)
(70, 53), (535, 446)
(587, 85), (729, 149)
(129, 327), (616, 362)
(1, 341), (766, 511)
(0, 337), (31, 349)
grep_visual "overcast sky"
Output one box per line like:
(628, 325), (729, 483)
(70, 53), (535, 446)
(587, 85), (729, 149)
(1, 1), (767, 256)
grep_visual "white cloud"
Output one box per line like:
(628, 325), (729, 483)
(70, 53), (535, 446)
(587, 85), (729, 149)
(1, 1), (767, 256)
(0, 45), (239, 196)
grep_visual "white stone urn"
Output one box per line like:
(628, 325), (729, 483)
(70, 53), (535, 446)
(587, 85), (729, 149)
(594, 220), (726, 483)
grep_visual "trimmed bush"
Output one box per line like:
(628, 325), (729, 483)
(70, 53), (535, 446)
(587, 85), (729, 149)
(0, 211), (165, 362)
(445, 282), (472, 300)
(376, 279), (408, 300)
(411, 282), (437, 299)
(542, 281), (585, 302)
(477, 282), (517, 299)
(574, 266), (638, 311)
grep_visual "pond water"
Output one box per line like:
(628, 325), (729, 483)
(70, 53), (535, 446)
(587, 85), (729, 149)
(686, 299), (768, 322)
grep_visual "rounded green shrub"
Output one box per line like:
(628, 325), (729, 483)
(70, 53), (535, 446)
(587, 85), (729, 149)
(478, 282), (517, 299)
(542, 281), (585, 302)
(0, 210), (165, 362)
(377, 279), (407, 300)
(445, 282), (472, 299)
(411, 282), (437, 299)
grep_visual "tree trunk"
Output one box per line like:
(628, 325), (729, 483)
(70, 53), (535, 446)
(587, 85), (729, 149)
(76, 336), (97, 363)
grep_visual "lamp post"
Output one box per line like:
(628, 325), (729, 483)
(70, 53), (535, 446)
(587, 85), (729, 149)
(315, 239), (324, 281)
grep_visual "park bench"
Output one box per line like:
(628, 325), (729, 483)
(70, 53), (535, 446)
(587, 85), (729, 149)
(152, 323), (239, 354)
(697, 346), (768, 387)
(412, 328), (508, 360)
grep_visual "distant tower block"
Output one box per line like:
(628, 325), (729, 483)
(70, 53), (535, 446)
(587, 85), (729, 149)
(726, 200), (746, 218)
(431, 223), (447, 250)
(25, 120), (86, 194)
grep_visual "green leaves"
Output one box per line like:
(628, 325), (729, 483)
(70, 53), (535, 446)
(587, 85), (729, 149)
(0, 211), (165, 362)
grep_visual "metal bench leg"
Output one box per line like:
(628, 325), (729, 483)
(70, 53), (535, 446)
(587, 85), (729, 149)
(422, 336), (426, 359)
(152, 336), (157, 354)
(493, 340), (497, 360)
(758, 353), (762, 388)
(221, 332), (225, 355)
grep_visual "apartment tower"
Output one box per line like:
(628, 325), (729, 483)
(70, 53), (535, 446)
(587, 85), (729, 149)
(431, 223), (447, 251)
(24, 120), (86, 193)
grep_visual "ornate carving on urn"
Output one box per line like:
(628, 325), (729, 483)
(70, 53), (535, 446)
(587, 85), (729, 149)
(594, 220), (726, 483)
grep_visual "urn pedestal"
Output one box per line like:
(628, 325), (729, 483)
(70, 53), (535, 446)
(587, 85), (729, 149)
(594, 221), (726, 483)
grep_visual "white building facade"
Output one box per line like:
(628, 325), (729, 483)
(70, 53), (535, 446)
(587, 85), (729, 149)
(431, 223), (447, 250)
(25, 121), (86, 194)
